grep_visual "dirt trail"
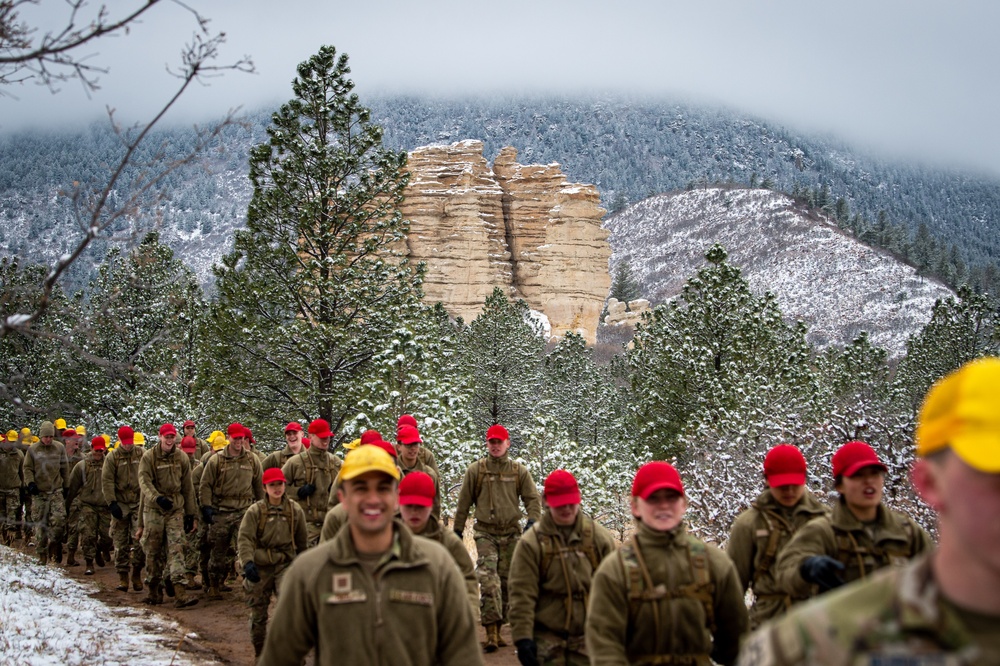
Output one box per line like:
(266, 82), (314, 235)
(10, 539), (520, 665)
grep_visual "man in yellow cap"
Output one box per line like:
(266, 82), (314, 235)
(259, 445), (483, 666)
(738, 356), (1000, 665)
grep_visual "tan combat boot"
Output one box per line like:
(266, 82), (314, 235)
(49, 542), (62, 564)
(484, 623), (499, 653)
(205, 577), (223, 601)
(496, 622), (508, 647)
(185, 573), (202, 591)
(142, 581), (162, 605)
(174, 583), (198, 609)
(117, 571), (129, 591)
(65, 547), (78, 567)
(131, 565), (144, 591)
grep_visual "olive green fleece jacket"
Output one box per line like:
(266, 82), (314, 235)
(453, 454), (541, 535)
(101, 444), (143, 509)
(585, 521), (749, 666)
(774, 497), (933, 601)
(23, 440), (69, 493)
(258, 519), (483, 666)
(199, 446), (264, 512)
(237, 496), (308, 567)
(726, 489), (828, 627)
(138, 444), (197, 516)
(67, 454), (107, 507)
(414, 513), (480, 623)
(282, 447), (342, 522)
(509, 509), (617, 643)
(0, 445), (24, 490)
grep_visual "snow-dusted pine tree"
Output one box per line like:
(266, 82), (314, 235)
(201, 45), (422, 437)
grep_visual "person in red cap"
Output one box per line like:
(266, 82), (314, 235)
(587, 461), (748, 666)
(396, 424), (442, 518)
(396, 414), (440, 478)
(137, 423), (199, 608)
(66, 436), (113, 575)
(262, 422), (305, 471)
(774, 440), (932, 601)
(199, 422), (264, 600)
(61, 428), (86, 566)
(178, 435), (205, 590)
(726, 444), (828, 627)
(236, 466), (308, 658)
(454, 424), (542, 652)
(398, 470), (479, 621)
(181, 420), (210, 459)
(282, 418), (343, 547)
(508, 470), (616, 666)
(101, 425), (145, 592)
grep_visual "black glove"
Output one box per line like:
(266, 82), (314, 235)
(183, 514), (195, 533)
(244, 561), (260, 584)
(155, 496), (174, 511)
(800, 555), (846, 592)
(523, 519), (535, 534)
(515, 638), (539, 666)
(297, 483), (316, 499)
(108, 501), (124, 520)
(62, 487), (69, 500)
(27, 482), (39, 495)
(201, 505), (215, 525)
(453, 528), (463, 540)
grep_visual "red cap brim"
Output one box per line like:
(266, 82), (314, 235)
(545, 489), (582, 508)
(842, 461), (887, 478)
(398, 494), (433, 507)
(767, 472), (806, 488)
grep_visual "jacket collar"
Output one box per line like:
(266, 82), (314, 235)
(830, 497), (909, 542)
(328, 518), (428, 571)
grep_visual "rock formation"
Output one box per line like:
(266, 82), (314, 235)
(401, 141), (611, 343)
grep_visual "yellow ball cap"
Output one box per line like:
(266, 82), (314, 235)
(5, 430), (17, 442)
(210, 431), (227, 450)
(20, 427), (31, 436)
(54, 418), (67, 430)
(75, 425), (86, 435)
(344, 438), (361, 451)
(339, 445), (400, 482)
(134, 432), (146, 446)
(916, 356), (1000, 473)
(101, 434), (111, 445)
(30, 436), (39, 443)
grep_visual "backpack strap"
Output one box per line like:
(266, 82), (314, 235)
(684, 536), (716, 634)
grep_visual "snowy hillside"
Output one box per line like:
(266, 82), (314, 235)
(605, 187), (954, 356)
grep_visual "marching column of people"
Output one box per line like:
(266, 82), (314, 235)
(5, 362), (999, 666)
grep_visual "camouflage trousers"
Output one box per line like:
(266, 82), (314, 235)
(111, 505), (144, 573)
(244, 562), (290, 651)
(475, 531), (519, 625)
(207, 509), (245, 581)
(78, 503), (113, 561)
(535, 631), (589, 666)
(31, 490), (67, 555)
(183, 519), (202, 577)
(65, 497), (80, 549)
(0, 488), (20, 539)
(141, 509), (188, 585)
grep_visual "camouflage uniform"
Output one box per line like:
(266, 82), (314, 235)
(726, 489), (828, 628)
(199, 447), (264, 590)
(774, 497), (933, 601)
(184, 457), (204, 584)
(64, 449), (85, 557)
(400, 457), (442, 519)
(258, 519), (483, 666)
(236, 495), (308, 654)
(509, 510), (616, 665)
(102, 444), (146, 577)
(0, 442), (24, 544)
(585, 521), (749, 666)
(282, 447), (342, 546)
(22, 434), (70, 560)
(454, 453), (542, 625)
(66, 453), (113, 566)
(737, 553), (999, 665)
(138, 444), (197, 591)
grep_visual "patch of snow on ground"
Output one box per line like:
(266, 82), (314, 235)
(0, 546), (215, 665)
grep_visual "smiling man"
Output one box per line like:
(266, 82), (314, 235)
(774, 440), (932, 601)
(585, 461), (748, 666)
(726, 444), (828, 627)
(259, 445), (482, 666)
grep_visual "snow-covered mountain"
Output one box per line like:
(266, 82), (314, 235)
(605, 187), (954, 356)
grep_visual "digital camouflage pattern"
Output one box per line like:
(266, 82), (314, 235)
(200, 447), (264, 584)
(476, 532), (519, 626)
(283, 447), (342, 545)
(453, 454), (541, 535)
(67, 453), (112, 563)
(23, 437), (69, 556)
(726, 489), (828, 627)
(102, 443), (144, 573)
(737, 554), (999, 666)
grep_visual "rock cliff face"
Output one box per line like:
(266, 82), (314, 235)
(402, 140), (611, 343)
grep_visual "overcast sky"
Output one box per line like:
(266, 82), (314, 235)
(4, 0), (1000, 176)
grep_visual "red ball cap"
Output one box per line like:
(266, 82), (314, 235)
(397, 414), (418, 430)
(832, 441), (887, 479)
(244, 427), (255, 444)
(159, 423), (177, 437)
(763, 444), (807, 487)
(486, 424), (509, 441)
(284, 421), (302, 433)
(360, 429), (383, 445)
(91, 436), (106, 450)
(227, 422), (244, 438)
(182, 420), (196, 428)
(365, 440), (398, 459)
(117, 426), (134, 445)
(397, 425), (421, 445)
(398, 471), (435, 507)
(544, 469), (581, 508)
(262, 468), (286, 485)
(308, 419), (333, 439)
(180, 436), (198, 452)
(62, 428), (77, 438)
(631, 461), (685, 499)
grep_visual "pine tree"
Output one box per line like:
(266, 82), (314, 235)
(202, 45), (422, 433)
(609, 261), (641, 306)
